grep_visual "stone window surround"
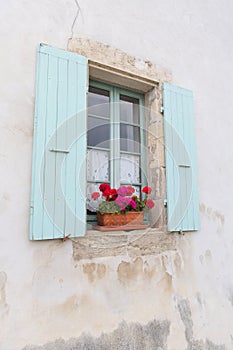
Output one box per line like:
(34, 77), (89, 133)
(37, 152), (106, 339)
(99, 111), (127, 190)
(68, 37), (175, 260)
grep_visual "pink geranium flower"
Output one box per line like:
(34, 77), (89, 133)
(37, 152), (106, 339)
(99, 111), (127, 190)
(117, 186), (128, 197)
(129, 199), (136, 210)
(126, 186), (135, 196)
(95, 182), (155, 215)
(116, 196), (131, 209)
(145, 199), (155, 209)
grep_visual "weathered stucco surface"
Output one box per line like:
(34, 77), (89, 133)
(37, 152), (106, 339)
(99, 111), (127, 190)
(22, 319), (171, 350)
(1, 0), (233, 349)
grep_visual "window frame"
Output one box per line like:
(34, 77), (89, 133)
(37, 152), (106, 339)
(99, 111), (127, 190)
(87, 80), (147, 225)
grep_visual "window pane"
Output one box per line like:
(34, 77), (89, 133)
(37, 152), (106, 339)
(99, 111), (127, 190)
(88, 116), (110, 148)
(120, 95), (139, 124)
(120, 154), (140, 184)
(120, 124), (140, 153)
(87, 183), (102, 212)
(88, 87), (110, 118)
(87, 149), (109, 182)
(133, 186), (141, 198)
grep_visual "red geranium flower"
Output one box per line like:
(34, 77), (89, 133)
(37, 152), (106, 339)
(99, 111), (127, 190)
(102, 188), (111, 197)
(142, 186), (152, 195)
(104, 188), (118, 201)
(107, 188), (118, 201)
(99, 183), (110, 193)
(92, 192), (100, 200)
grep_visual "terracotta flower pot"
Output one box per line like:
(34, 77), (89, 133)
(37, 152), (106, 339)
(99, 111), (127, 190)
(97, 211), (144, 226)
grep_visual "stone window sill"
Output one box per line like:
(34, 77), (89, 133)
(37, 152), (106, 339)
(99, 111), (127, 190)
(72, 228), (176, 260)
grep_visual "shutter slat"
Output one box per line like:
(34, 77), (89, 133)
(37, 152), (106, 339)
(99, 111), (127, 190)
(30, 51), (49, 240)
(44, 54), (59, 238)
(30, 44), (87, 240)
(64, 61), (79, 236)
(188, 93), (200, 230)
(182, 94), (194, 230)
(163, 83), (200, 232)
(52, 58), (68, 237)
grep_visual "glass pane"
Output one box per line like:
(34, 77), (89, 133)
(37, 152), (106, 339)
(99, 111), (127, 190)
(88, 87), (110, 118)
(117, 185), (141, 199)
(133, 186), (141, 199)
(87, 149), (109, 182)
(86, 183), (102, 212)
(120, 154), (140, 184)
(88, 116), (110, 148)
(120, 95), (139, 124)
(120, 124), (140, 153)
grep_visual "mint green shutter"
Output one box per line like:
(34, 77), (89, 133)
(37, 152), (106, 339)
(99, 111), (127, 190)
(163, 83), (200, 232)
(30, 44), (87, 240)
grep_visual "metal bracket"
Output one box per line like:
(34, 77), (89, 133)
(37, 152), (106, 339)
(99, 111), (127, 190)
(50, 148), (70, 154)
(62, 234), (71, 242)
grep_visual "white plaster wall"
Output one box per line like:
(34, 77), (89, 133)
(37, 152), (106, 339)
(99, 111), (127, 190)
(1, 0), (233, 349)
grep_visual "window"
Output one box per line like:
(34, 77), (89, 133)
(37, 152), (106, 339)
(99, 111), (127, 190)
(30, 43), (200, 240)
(86, 81), (146, 223)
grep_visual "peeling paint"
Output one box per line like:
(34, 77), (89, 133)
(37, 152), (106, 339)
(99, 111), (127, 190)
(200, 203), (225, 226)
(82, 263), (106, 283)
(117, 257), (144, 284)
(116, 254), (180, 286)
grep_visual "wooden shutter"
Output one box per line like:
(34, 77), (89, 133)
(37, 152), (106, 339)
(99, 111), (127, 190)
(163, 83), (200, 232)
(30, 44), (88, 240)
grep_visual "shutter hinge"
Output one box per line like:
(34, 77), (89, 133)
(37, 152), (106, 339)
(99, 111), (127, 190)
(160, 106), (164, 113)
(164, 199), (167, 207)
(62, 234), (71, 242)
(30, 206), (34, 215)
